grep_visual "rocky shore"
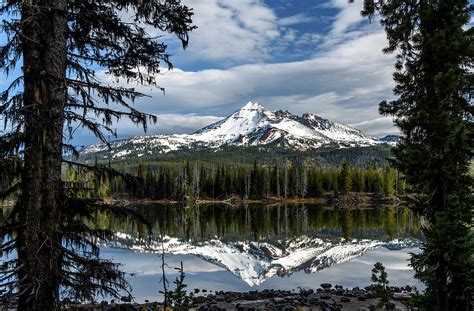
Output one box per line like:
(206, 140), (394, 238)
(63, 284), (415, 310)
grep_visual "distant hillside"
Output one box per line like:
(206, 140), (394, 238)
(86, 145), (394, 171)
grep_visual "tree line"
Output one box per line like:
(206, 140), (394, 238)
(64, 161), (404, 201)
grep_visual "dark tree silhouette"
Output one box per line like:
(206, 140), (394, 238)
(0, 1), (195, 309)
(356, 0), (473, 309)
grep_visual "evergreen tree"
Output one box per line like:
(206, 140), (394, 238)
(371, 262), (392, 309)
(359, 0), (473, 309)
(382, 167), (396, 197)
(0, 1), (194, 309)
(338, 162), (352, 194)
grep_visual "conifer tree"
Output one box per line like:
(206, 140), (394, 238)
(339, 162), (352, 194)
(0, 1), (194, 309)
(358, 0), (473, 309)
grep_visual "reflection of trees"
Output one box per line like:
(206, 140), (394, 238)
(97, 204), (421, 242)
(384, 206), (397, 239)
(341, 209), (353, 240)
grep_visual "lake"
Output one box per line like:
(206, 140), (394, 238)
(100, 203), (424, 302)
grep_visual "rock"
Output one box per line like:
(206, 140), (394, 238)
(299, 288), (314, 297)
(120, 296), (132, 303)
(364, 292), (375, 299)
(307, 295), (320, 305)
(385, 302), (396, 309)
(320, 283), (332, 289)
(393, 292), (413, 301)
(193, 296), (207, 304)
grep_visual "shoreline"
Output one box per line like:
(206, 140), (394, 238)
(2, 193), (402, 209)
(63, 285), (414, 310)
(105, 192), (402, 207)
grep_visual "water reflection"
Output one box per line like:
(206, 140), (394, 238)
(102, 204), (421, 242)
(100, 204), (421, 287)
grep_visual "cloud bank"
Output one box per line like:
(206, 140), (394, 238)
(83, 0), (399, 143)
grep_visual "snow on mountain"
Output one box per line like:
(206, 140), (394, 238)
(108, 233), (420, 287)
(82, 101), (387, 160)
(379, 135), (401, 146)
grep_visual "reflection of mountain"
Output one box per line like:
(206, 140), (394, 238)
(98, 204), (422, 286)
(108, 234), (420, 286)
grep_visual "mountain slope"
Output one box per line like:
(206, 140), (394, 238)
(82, 101), (386, 161)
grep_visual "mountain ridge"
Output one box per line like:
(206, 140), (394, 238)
(82, 101), (393, 161)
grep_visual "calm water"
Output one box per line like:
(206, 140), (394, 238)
(100, 203), (423, 302)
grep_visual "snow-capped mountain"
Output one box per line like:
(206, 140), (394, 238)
(82, 101), (385, 160)
(109, 233), (420, 287)
(380, 135), (401, 146)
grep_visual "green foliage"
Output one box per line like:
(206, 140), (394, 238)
(68, 161), (401, 201)
(82, 144), (394, 168)
(382, 167), (396, 197)
(168, 262), (193, 309)
(371, 262), (393, 309)
(338, 162), (352, 194)
(99, 204), (421, 242)
(0, 0), (195, 307)
(361, 0), (473, 309)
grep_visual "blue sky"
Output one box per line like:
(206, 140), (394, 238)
(1, 0), (406, 146)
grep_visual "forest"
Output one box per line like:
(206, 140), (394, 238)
(0, 0), (471, 310)
(63, 161), (403, 201)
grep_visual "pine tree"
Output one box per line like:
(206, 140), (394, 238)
(359, 0), (473, 309)
(338, 162), (352, 194)
(371, 262), (392, 309)
(382, 167), (396, 197)
(0, 1), (194, 309)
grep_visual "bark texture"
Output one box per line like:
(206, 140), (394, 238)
(17, 1), (68, 309)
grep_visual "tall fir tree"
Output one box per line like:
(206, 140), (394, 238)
(339, 162), (352, 194)
(0, 1), (194, 309)
(357, 0), (473, 309)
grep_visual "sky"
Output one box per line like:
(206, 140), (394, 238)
(1, 0), (406, 146)
(103, 0), (399, 144)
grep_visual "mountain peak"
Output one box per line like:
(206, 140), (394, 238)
(241, 101), (264, 111)
(82, 101), (384, 159)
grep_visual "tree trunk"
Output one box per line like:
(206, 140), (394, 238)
(16, 1), (68, 310)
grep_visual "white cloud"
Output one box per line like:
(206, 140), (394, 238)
(329, 0), (365, 36)
(172, 0), (280, 64)
(100, 30), (395, 137)
(350, 117), (400, 138)
(152, 114), (221, 134)
(83, 0), (398, 141)
(278, 13), (314, 26)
